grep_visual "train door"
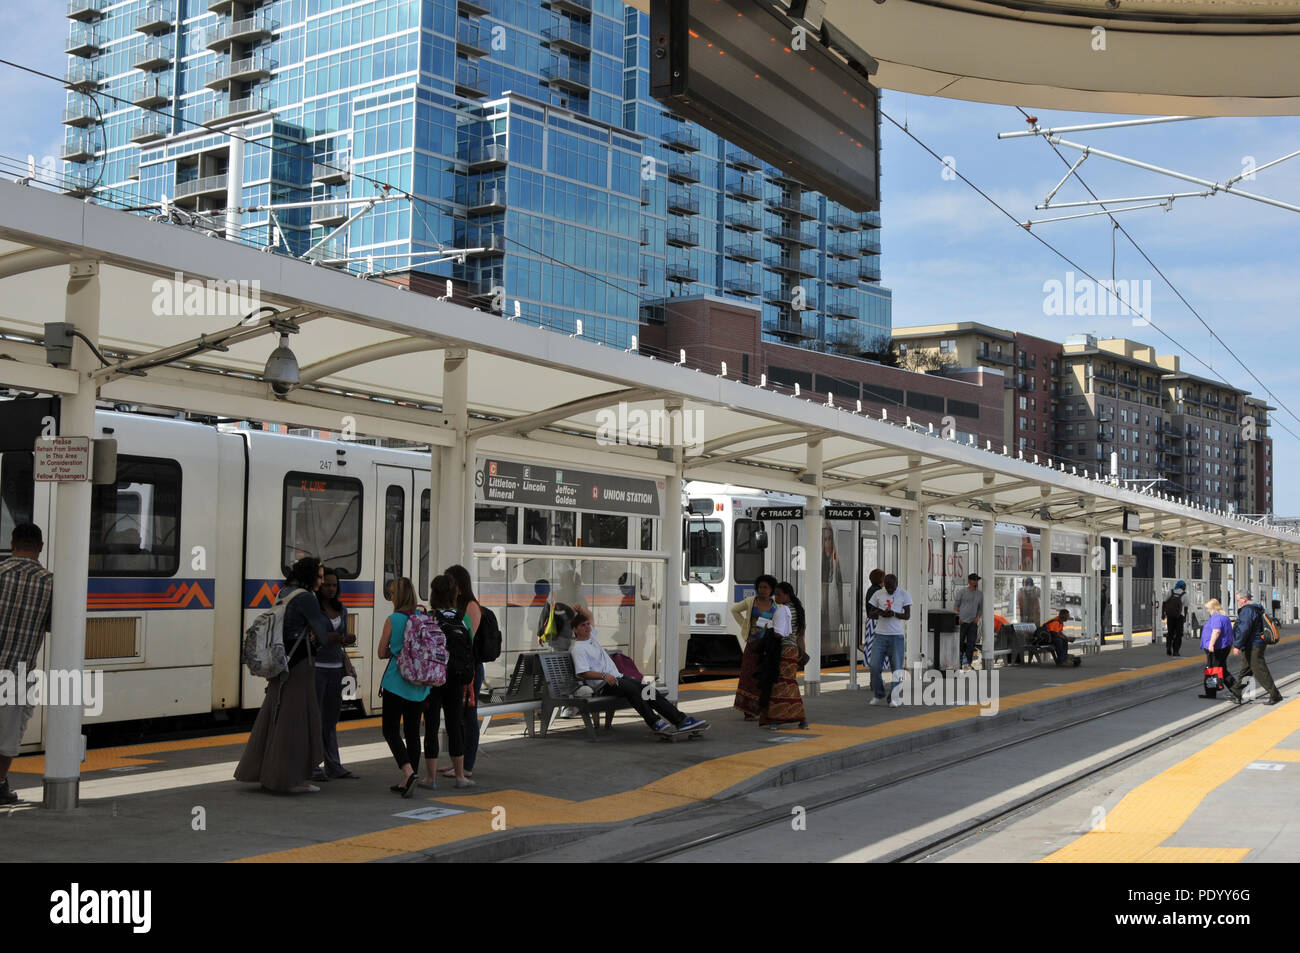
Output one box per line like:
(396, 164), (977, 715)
(371, 466), (424, 709)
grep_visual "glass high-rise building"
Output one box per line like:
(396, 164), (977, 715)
(62, 0), (891, 353)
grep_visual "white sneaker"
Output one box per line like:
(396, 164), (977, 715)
(869, 697), (882, 705)
(888, 697), (903, 709)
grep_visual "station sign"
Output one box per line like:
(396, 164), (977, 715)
(33, 436), (91, 482)
(1210, 555), (1234, 565)
(1116, 555), (1137, 568)
(754, 506), (804, 520)
(824, 505), (875, 521)
(475, 458), (661, 516)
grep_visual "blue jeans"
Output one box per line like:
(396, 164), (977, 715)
(870, 632), (906, 698)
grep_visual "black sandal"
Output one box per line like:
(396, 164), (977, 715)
(400, 773), (419, 798)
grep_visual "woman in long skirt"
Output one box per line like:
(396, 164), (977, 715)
(759, 581), (809, 729)
(732, 574), (779, 719)
(236, 557), (332, 793)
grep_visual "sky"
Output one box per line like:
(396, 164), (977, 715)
(1, 4), (1297, 513)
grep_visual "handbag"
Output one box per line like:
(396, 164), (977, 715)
(610, 651), (644, 682)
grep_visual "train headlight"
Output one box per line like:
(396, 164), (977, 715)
(707, 613), (721, 626)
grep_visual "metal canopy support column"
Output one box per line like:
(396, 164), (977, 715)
(434, 348), (469, 576)
(1109, 535), (1120, 634)
(981, 518), (996, 662)
(44, 262), (99, 811)
(1153, 520), (1164, 649)
(663, 399), (685, 700)
(802, 440), (823, 696)
(1121, 536), (1134, 648)
(904, 457), (925, 665)
(1042, 525), (1054, 633)
(1088, 526), (1101, 644)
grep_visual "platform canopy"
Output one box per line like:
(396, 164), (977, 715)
(0, 180), (1297, 559)
(625, 0), (1300, 116)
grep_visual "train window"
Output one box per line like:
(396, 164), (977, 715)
(734, 518), (765, 584)
(521, 507), (573, 547)
(474, 505), (518, 545)
(639, 517), (655, 551)
(90, 456), (182, 577)
(581, 513), (628, 549)
(686, 518), (724, 583)
(282, 472), (362, 578)
(383, 485), (405, 596)
(419, 490), (430, 601)
(0, 451), (34, 556)
(773, 524), (784, 572)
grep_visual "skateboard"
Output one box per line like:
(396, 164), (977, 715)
(656, 724), (709, 741)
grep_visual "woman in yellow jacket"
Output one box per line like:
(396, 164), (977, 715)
(732, 574), (780, 719)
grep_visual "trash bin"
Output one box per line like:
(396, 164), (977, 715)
(928, 609), (959, 670)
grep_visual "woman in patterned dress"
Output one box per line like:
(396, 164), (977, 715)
(732, 574), (779, 719)
(758, 581), (809, 729)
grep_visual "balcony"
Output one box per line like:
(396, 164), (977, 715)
(666, 225), (699, 248)
(540, 60), (590, 92)
(724, 174), (761, 201)
(311, 202), (351, 227)
(62, 99), (99, 127)
(666, 156), (699, 184)
(827, 295), (858, 320)
(456, 21), (490, 57)
(826, 239), (857, 260)
(203, 93), (273, 124)
(726, 149), (762, 171)
(542, 20), (592, 56)
(861, 211), (881, 229)
(205, 14), (276, 51)
(461, 183), (507, 214)
(459, 230), (506, 255)
(666, 189), (699, 215)
(858, 233), (882, 255)
(1182, 390), (1201, 404)
(662, 124), (700, 152)
(762, 286), (794, 306)
(765, 254), (815, 278)
(827, 210), (860, 231)
(639, 183), (652, 206)
(827, 266), (857, 288)
(767, 194), (817, 219)
(61, 134), (97, 163)
(67, 0), (104, 22)
(769, 317), (814, 341)
(1160, 457), (1181, 473)
(67, 23), (102, 56)
(208, 0), (236, 12)
(765, 225), (816, 248)
(1097, 427), (1114, 443)
(65, 63), (104, 89)
(135, 4), (175, 34)
(312, 157), (350, 184)
(545, 0), (593, 15)
(126, 162), (139, 180)
(724, 241), (761, 263)
(173, 174), (228, 201)
(134, 38), (174, 72)
(724, 276), (760, 297)
(466, 141), (508, 171)
(1185, 463), (1201, 475)
(638, 226), (650, 246)
(1159, 422), (1183, 437)
(130, 78), (173, 107)
(455, 63), (486, 98)
(129, 116), (169, 144)
(858, 260), (882, 282)
(665, 260), (698, 283)
(205, 52), (276, 89)
(724, 210), (760, 232)
(459, 0), (490, 15)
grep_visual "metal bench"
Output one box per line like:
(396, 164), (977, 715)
(478, 653), (545, 736)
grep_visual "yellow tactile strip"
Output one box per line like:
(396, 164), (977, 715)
(233, 649), (1264, 863)
(1041, 697), (1300, 863)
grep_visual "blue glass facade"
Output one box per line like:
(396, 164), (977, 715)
(64, 0), (890, 352)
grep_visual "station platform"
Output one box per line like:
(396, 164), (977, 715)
(1, 630), (1294, 863)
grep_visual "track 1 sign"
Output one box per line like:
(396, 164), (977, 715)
(33, 436), (91, 482)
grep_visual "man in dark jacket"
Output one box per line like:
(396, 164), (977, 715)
(1232, 594), (1283, 705)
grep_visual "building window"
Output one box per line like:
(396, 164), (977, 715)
(939, 339), (956, 354)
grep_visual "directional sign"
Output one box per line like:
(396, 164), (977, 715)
(824, 505), (876, 521)
(755, 506), (804, 520)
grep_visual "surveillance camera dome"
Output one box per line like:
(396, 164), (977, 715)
(264, 334), (300, 397)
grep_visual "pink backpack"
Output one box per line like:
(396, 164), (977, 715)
(397, 611), (449, 687)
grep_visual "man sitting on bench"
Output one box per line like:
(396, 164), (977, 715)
(570, 610), (709, 736)
(1041, 609), (1081, 667)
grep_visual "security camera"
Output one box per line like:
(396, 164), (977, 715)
(263, 333), (300, 397)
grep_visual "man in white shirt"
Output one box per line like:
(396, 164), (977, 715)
(867, 574), (912, 708)
(569, 611), (709, 736)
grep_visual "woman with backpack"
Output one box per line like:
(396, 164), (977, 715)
(439, 564), (492, 780)
(419, 574), (476, 789)
(377, 577), (428, 798)
(235, 557), (332, 794)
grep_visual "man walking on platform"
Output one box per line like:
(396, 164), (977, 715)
(1162, 581), (1188, 656)
(1232, 593), (1283, 705)
(0, 524), (55, 805)
(954, 573), (983, 668)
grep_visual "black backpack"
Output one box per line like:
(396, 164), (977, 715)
(1163, 594), (1184, 620)
(435, 608), (475, 684)
(474, 606), (502, 663)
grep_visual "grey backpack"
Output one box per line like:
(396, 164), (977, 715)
(242, 586), (305, 679)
